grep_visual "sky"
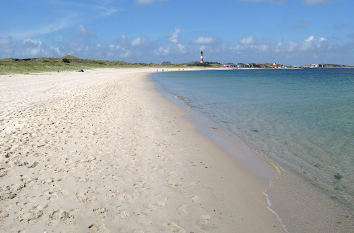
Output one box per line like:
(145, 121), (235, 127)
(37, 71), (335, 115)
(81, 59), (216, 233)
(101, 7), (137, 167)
(0, 0), (354, 65)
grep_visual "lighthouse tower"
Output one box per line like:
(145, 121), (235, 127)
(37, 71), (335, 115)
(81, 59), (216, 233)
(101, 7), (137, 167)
(200, 51), (204, 64)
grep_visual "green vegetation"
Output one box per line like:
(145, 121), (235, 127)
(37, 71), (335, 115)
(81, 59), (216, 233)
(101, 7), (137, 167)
(325, 64), (352, 68)
(0, 56), (198, 75)
(3, 56), (350, 75)
(187, 61), (221, 67)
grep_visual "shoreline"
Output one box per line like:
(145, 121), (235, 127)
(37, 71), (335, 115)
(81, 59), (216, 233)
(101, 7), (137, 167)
(0, 68), (285, 232)
(150, 70), (353, 233)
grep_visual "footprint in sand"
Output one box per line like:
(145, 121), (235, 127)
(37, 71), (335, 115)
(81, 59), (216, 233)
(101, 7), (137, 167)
(26, 161), (39, 168)
(18, 205), (47, 223)
(148, 200), (166, 210)
(93, 207), (107, 218)
(20, 175), (37, 185)
(119, 210), (130, 219)
(75, 176), (90, 183)
(197, 214), (213, 231)
(191, 195), (200, 203)
(0, 209), (10, 222)
(168, 180), (179, 188)
(13, 159), (29, 167)
(88, 223), (109, 233)
(76, 190), (95, 203)
(0, 168), (7, 177)
(177, 204), (188, 215)
(44, 188), (63, 200)
(117, 193), (134, 202)
(133, 180), (146, 190)
(167, 222), (186, 233)
(0, 183), (25, 200)
(49, 209), (77, 225)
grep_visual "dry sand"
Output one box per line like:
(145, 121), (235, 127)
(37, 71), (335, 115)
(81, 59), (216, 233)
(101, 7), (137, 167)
(0, 68), (285, 232)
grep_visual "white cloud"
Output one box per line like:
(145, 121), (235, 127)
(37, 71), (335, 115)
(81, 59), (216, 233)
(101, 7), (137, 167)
(317, 37), (327, 48)
(240, 0), (285, 4)
(97, 6), (120, 16)
(154, 46), (170, 55)
(194, 37), (214, 44)
(275, 36), (329, 53)
(304, 35), (315, 43)
(240, 36), (255, 45)
(51, 46), (61, 56)
(0, 36), (12, 46)
(121, 50), (131, 58)
(77, 24), (89, 36)
(0, 36), (14, 56)
(168, 28), (186, 53)
(23, 38), (42, 47)
(177, 43), (186, 53)
(22, 39), (43, 56)
(8, 16), (74, 38)
(302, 35), (315, 50)
(169, 28), (180, 44)
(135, 0), (168, 5)
(275, 41), (298, 53)
(255, 44), (269, 52)
(131, 37), (144, 46)
(1, 30), (350, 65)
(51, 1), (121, 16)
(302, 0), (338, 6)
(232, 36), (270, 53)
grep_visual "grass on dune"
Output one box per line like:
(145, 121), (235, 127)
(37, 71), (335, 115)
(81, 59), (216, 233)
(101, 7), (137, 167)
(0, 55), (195, 75)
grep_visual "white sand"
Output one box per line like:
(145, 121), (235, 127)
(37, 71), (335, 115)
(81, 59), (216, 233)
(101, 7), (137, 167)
(0, 68), (285, 232)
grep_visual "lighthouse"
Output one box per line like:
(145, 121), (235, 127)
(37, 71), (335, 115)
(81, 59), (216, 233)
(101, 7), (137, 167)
(200, 51), (204, 64)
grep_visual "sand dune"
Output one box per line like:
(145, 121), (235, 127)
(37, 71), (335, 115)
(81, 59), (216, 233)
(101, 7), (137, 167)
(0, 68), (284, 232)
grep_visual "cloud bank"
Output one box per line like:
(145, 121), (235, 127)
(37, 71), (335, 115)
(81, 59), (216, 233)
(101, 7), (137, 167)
(135, 0), (168, 5)
(1, 32), (352, 65)
(302, 0), (338, 6)
(240, 0), (285, 4)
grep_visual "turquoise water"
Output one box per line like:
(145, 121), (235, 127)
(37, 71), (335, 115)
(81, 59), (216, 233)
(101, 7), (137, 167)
(151, 69), (354, 209)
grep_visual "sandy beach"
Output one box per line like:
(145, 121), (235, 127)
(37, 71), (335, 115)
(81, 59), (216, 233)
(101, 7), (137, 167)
(0, 68), (285, 232)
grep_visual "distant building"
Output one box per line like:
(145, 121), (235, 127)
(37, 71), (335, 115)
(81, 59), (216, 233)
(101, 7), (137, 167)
(303, 64), (322, 68)
(272, 62), (284, 68)
(223, 63), (236, 68)
(237, 63), (249, 68)
(248, 63), (260, 68)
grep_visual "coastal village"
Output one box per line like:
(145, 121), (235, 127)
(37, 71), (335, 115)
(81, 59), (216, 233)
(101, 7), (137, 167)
(222, 62), (329, 69)
(200, 51), (343, 69)
(161, 51), (350, 69)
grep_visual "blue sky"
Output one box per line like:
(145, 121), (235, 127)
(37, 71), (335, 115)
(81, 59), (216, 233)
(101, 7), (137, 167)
(1, 0), (354, 65)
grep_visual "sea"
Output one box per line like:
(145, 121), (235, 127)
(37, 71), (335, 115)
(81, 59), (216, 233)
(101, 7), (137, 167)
(151, 68), (354, 232)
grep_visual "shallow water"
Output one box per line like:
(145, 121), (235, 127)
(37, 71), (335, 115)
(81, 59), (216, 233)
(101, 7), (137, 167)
(151, 69), (354, 211)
